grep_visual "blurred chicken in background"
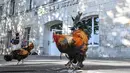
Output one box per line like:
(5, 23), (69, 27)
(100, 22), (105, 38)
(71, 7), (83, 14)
(4, 42), (34, 64)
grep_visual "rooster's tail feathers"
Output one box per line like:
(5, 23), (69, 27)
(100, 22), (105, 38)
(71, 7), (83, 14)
(4, 55), (13, 61)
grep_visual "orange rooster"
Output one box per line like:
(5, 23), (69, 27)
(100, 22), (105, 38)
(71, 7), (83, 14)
(4, 42), (34, 64)
(53, 29), (89, 69)
(53, 12), (91, 69)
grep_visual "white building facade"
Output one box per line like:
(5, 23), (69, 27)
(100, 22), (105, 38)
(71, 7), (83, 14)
(0, 0), (130, 58)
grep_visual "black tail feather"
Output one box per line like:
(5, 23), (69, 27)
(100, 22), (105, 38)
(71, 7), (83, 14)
(4, 55), (13, 61)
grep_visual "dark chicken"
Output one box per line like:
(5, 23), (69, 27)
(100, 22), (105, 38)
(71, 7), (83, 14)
(4, 42), (34, 64)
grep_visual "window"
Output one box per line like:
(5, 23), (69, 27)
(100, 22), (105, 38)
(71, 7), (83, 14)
(82, 15), (99, 46)
(25, 0), (33, 12)
(6, 30), (12, 48)
(23, 27), (31, 46)
(0, 5), (3, 21)
(29, 0), (32, 10)
(27, 0), (33, 11)
(50, 23), (62, 34)
(10, 0), (15, 15)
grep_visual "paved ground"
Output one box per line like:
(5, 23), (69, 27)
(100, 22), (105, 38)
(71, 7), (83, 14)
(0, 56), (130, 73)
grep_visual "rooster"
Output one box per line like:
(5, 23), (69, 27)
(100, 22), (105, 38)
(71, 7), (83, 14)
(4, 42), (34, 64)
(53, 12), (91, 69)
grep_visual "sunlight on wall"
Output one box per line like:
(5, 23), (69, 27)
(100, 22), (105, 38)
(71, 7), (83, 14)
(111, 32), (117, 36)
(114, 16), (129, 24)
(128, 20), (130, 25)
(17, 25), (23, 33)
(18, 16), (23, 26)
(122, 39), (130, 47)
(106, 43), (114, 48)
(38, 6), (47, 16)
(39, 27), (43, 33)
(77, 0), (87, 12)
(6, 18), (12, 30)
(107, 10), (114, 18)
(115, 6), (123, 13)
(20, 0), (26, 6)
(126, 0), (130, 3)
(48, 15), (51, 21)
(54, 12), (60, 18)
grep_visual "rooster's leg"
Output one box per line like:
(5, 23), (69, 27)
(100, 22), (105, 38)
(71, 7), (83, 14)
(77, 62), (84, 69)
(65, 54), (71, 67)
(76, 54), (85, 69)
(17, 61), (20, 65)
(22, 60), (24, 64)
(70, 60), (77, 70)
(65, 59), (75, 69)
(65, 60), (71, 68)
